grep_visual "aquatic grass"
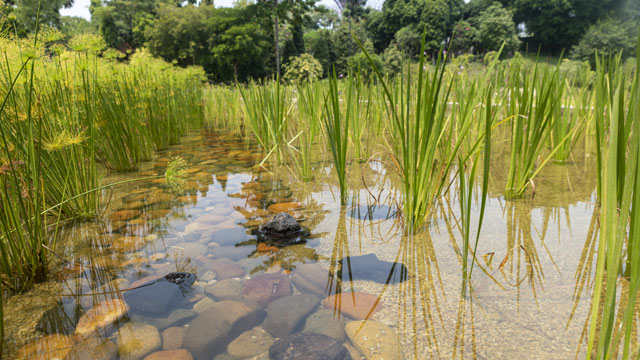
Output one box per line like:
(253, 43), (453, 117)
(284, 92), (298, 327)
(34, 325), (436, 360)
(504, 60), (571, 198)
(586, 42), (640, 358)
(549, 80), (586, 164)
(459, 87), (493, 292)
(240, 78), (292, 163)
(356, 30), (486, 231)
(323, 71), (351, 205)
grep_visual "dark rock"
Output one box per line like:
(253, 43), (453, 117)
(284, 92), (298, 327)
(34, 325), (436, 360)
(268, 333), (352, 360)
(243, 273), (292, 306)
(291, 263), (327, 297)
(340, 253), (409, 284)
(131, 309), (197, 331)
(261, 213), (301, 238)
(263, 294), (320, 337)
(123, 273), (196, 315)
(183, 300), (266, 360)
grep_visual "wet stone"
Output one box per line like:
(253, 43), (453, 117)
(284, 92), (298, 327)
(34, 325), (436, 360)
(183, 300), (266, 360)
(212, 227), (251, 247)
(242, 273), (292, 306)
(75, 299), (129, 339)
(303, 308), (346, 342)
(263, 294), (320, 338)
(143, 349), (194, 360)
(268, 332), (351, 360)
(197, 257), (246, 280)
(322, 292), (383, 320)
(193, 297), (216, 314)
(345, 320), (402, 360)
(65, 336), (118, 360)
(206, 279), (244, 301)
(260, 213), (302, 238)
(291, 263), (328, 297)
(161, 327), (185, 350)
(209, 246), (253, 261)
(131, 309), (197, 331)
(168, 242), (209, 260)
(15, 334), (75, 360)
(339, 253), (409, 284)
(117, 322), (162, 360)
(123, 273), (196, 315)
(227, 328), (275, 359)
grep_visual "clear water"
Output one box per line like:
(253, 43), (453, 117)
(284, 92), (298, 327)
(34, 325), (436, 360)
(2, 128), (599, 359)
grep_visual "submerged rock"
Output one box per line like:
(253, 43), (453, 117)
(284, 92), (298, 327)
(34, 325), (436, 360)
(268, 332), (351, 360)
(291, 263), (327, 297)
(66, 336), (118, 360)
(183, 299), (266, 360)
(117, 322), (162, 360)
(345, 320), (402, 360)
(123, 272), (196, 315)
(261, 213), (302, 237)
(227, 328), (275, 359)
(339, 253), (409, 284)
(322, 292), (383, 320)
(263, 294), (320, 337)
(242, 272), (292, 306)
(15, 334), (75, 360)
(75, 299), (130, 339)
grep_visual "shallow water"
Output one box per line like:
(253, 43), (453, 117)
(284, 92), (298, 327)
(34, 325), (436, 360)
(3, 128), (601, 359)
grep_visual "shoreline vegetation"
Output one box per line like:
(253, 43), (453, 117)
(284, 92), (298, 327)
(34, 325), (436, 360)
(1, 11), (639, 357)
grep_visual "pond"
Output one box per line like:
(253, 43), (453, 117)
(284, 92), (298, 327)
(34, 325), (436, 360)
(3, 128), (599, 359)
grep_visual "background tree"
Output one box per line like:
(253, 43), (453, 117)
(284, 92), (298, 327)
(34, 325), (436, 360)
(476, 2), (519, 54)
(304, 28), (336, 77)
(283, 53), (323, 83)
(12, 0), (73, 35)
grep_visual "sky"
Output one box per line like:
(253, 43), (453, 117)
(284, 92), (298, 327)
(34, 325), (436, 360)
(59, 0), (379, 20)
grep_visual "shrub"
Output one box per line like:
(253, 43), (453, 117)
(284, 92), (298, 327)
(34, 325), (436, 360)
(348, 40), (383, 79)
(283, 53), (323, 83)
(477, 3), (520, 54)
(570, 19), (638, 65)
(383, 43), (403, 76)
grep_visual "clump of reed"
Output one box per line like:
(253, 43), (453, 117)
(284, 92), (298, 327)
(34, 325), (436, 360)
(323, 71), (351, 205)
(586, 44), (640, 358)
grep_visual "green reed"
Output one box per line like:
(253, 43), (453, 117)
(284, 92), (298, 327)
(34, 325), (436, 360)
(586, 44), (640, 358)
(323, 71), (351, 205)
(459, 87), (493, 293)
(289, 81), (323, 181)
(504, 60), (566, 198)
(549, 80), (586, 164)
(357, 30), (476, 231)
(241, 79), (292, 163)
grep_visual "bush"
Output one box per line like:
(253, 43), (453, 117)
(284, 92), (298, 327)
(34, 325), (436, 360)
(450, 20), (479, 55)
(348, 40), (383, 79)
(283, 53), (323, 83)
(570, 19), (638, 65)
(383, 43), (403, 76)
(394, 25), (421, 58)
(477, 3), (519, 54)
(559, 58), (594, 87)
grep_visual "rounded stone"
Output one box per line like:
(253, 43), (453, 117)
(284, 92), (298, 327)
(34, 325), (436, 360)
(268, 332), (351, 360)
(143, 349), (194, 360)
(227, 328), (275, 359)
(345, 320), (402, 360)
(161, 327), (185, 350)
(205, 279), (244, 301)
(117, 322), (162, 360)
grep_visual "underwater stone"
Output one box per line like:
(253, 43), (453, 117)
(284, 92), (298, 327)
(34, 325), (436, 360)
(340, 253), (409, 284)
(268, 332), (351, 360)
(15, 334), (75, 360)
(123, 273), (196, 315)
(345, 320), (402, 360)
(322, 292), (383, 320)
(75, 299), (130, 339)
(227, 328), (275, 359)
(263, 294), (320, 338)
(242, 273), (292, 306)
(117, 322), (162, 360)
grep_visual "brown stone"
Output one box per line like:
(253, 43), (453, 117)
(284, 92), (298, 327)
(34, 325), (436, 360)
(322, 292), (383, 320)
(161, 327), (185, 350)
(196, 256), (246, 280)
(111, 209), (141, 222)
(113, 236), (147, 253)
(15, 334), (75, 360)
(75, 299), (130, 339)
(291, 263), (328, 297)
(143, 349), (193, 360)
(267, 202), (302, 213)
(242, 272), (291, 306)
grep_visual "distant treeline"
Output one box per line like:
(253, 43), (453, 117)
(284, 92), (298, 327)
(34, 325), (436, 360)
(1, 0), (638, 81)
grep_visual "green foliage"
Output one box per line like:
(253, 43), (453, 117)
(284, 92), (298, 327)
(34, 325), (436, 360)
(348, 40), (383, 79)
(323, 72), (351, 205)
(558, 58), (593, 87)
(60, 16), (96, 39)
(283, 53), (323, 83)
(11, 0), (73, 35)
(394, 25), (420, 58)
(282, 23), (305, 65)
(420, 0), (450, 54)
(477, 3), (519, 54)
(304, 29), (336, 77)
(383, 42), (403, 76)
(68, 33), (106, 53)
(450, 20), (479, 54)
(570, 19), (638, 65)
(332, 19), (368, 75)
